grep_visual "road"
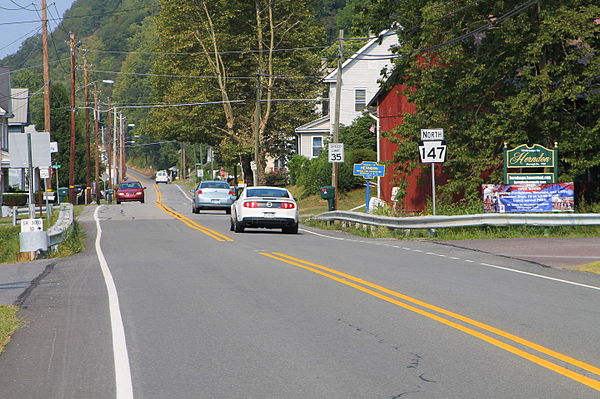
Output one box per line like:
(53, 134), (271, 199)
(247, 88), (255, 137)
(0, 171), (599, 398)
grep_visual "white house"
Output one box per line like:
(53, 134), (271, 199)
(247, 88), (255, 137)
(8, 88), (29, 190)
(295, 30), (397, 159)
(0, 66), (13, 201)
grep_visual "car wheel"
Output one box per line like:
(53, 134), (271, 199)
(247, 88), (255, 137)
(116, 200), (121, 205)
(234, 219), (245, 233)
(192, 206), (198, 214)
(141, 199), (145, 203)
(225, 208), (231, 215)
(282, 223), (298, 234)
(229, 219), (235, 231)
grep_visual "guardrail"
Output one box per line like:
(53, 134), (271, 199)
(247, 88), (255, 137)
(311, 211), (600, 230)
(47, 203), (74, 248)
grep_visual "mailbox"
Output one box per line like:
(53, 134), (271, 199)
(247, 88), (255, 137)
(320, 186), (335, 199)
(320, 186), (335, 211)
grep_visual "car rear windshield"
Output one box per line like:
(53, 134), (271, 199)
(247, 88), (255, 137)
(246, 188), (289, 198)
(200, 181), (230, 189)
(119, 182), (142, 189)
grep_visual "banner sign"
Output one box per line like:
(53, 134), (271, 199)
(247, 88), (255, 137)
(482, 183), (574, 213)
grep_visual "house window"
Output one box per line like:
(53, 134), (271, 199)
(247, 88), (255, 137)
(355, 89), (366, 111)
(312, 136), (323, 157)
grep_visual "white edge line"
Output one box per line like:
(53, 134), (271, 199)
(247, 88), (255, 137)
(299, 228), (600, 291)
(94, 206), (134, 399)
(175, 184), (193, 203)
(478, 263), (600, 291)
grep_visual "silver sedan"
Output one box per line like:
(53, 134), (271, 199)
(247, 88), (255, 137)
(192, 180), (236, 214)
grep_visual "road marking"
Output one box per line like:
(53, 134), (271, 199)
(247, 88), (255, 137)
(261, 251), (600, 391)
(300, 228), (600, 291)
(94, 206), (134, 399)
(175, 184), (193, 202)
(153, 184), (234, 242)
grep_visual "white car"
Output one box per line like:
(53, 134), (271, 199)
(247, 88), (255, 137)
(155, 170), (170, 184)
(230, 186), (299, 234)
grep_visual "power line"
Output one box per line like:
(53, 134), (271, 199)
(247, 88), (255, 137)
(4, 0), (37, 11)
(87, 45), (330, 57)
(0, 4), (160, 26)
(0, 26), (40, 52)
(87, 69), (321, 80)
(0, 57), (70, 76)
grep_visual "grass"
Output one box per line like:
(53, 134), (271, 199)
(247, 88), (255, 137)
(0, 305), (21, 353)
(570, 262), (600, 275)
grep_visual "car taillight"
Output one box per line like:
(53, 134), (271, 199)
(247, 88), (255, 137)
(243, 201), (259, 208)
(197, 189), (203, 194)
(228, 190), (234, 195)
(281, 202), (296, 209)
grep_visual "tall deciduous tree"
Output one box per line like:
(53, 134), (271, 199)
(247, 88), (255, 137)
(152, 0), (324, 185)
(356, 0), (600, 202)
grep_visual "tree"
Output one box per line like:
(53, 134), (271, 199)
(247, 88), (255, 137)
(355, 0), (600, 202)
(151, 0), (324, 185)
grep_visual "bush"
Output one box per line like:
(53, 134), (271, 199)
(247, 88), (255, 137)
(2, 193), (28, 207)
(265, 170), (289, 187)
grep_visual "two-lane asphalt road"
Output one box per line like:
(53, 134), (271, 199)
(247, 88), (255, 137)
(1, 171), (599, 398)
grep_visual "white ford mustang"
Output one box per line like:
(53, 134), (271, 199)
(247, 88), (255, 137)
(230, 186), (299, 234)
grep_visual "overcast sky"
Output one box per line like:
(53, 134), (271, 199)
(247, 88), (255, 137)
(0, 0), (77, 59)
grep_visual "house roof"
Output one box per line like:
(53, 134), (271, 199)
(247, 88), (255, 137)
(8, 88), (29, 125)
(323, 29), (397, 83)
(295, 115), (330, 134)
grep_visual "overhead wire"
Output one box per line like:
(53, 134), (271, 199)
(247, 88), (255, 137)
(0, 25), (41, 52)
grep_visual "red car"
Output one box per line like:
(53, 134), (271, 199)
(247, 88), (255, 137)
(116, 180), (146, 204)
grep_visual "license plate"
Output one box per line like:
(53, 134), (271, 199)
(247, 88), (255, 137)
(263, 212), (275, 218)
(211, 199), (220, 204)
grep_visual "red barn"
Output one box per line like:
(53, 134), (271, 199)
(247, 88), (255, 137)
(369, 84), (430, 212)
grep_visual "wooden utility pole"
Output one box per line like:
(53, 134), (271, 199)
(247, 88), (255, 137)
(83, 57), (91, 204)
(331, 29), (343, 210)
(93, 85), (100, 205)
(68, 32), (77, 204)
(253, 68), (261, 186)
(120, 114), (126, 179)
(107, 99), (113, 189)
(41, 0), (52, 191)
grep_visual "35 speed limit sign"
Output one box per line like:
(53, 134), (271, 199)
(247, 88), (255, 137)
(419, 140), (447, 163)
(328, 143), (344, 163)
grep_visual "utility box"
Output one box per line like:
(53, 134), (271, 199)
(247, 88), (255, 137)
(320, 186), (335, 211)
(58, 187), (69, 202)
(105, 189), (114, 204)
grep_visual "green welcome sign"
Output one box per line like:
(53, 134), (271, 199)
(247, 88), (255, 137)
(503, 143), (558, 184)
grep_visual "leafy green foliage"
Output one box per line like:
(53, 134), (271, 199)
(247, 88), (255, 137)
(356, 0), (600, 203)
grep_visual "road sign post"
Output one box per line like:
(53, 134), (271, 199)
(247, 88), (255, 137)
(353, 161), (385, 212)
(420, 129), (446, 216)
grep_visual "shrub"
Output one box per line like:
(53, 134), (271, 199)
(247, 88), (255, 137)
(265, 170), (289, 187)
(2, 193), (28, 207)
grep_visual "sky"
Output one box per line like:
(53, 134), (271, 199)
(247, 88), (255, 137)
(0, 0), (77, 59)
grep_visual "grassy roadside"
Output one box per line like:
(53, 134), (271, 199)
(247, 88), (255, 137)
(0, 306), (21, 353)
(570, 262), (600, 275)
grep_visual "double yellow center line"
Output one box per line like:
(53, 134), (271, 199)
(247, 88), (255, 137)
(261, 252), (600, 391)
(153, 184), (234, 242)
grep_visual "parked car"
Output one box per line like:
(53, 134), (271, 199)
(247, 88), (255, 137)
(116, 180), (146, 204)
(230, 186), (298, 234)
(192, 180), (236, 214)
(155, 170), (170, 184)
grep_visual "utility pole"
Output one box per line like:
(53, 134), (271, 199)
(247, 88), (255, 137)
(83, 56), (91, 204)
(113, 109), (119, 183)
(41, 0), (52, 191)
(68, 32), (77, 204)
(253, 68), (261, 186)
(120, 114), (126, 179)
(107, 99), (113, 189)
(331, 29), (343, 210)
(93, 85), (100, 205)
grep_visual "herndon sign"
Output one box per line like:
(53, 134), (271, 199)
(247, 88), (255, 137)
(503, 143), (558, 184)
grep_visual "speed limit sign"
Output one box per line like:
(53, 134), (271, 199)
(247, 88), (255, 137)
(328, 143), (344, 163)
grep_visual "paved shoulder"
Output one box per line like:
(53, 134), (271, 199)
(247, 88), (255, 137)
(436, 237), (600, 268)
